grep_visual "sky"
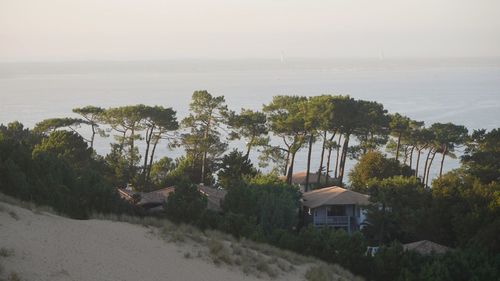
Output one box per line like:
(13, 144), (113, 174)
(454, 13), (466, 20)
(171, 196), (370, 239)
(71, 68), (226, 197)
(1, 0), (499, 61)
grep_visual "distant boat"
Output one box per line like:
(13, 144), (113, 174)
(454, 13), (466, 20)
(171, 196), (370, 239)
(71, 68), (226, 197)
(280, 51), (285, 64)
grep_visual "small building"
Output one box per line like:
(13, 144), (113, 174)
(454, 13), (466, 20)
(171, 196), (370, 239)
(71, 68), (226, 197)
(302, 186), (370, 234)
(117, 186), (175, 212)
(403, 240), (451, 255)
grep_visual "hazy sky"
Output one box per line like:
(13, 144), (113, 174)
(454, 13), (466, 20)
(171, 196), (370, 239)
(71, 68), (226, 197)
(1, 0), (499, 61)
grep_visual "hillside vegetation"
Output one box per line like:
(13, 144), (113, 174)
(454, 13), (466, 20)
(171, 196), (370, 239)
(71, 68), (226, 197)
(1, 93), (499, 280)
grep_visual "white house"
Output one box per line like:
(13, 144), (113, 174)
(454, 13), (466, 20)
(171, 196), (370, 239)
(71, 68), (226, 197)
(302, 186), (370, 234)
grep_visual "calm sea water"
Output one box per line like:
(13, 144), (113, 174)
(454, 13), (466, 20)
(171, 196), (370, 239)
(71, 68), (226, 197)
(1, 58), (499, 180)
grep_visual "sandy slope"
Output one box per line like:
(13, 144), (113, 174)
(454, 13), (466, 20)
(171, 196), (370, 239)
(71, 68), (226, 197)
(0, 202), (313, 281)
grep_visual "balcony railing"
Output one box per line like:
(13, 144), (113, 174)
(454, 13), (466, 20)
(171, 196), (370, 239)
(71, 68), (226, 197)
(314, 215), (350, 226)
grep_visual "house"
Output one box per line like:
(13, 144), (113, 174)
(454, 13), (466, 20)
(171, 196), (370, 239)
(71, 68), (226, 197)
(198, 185), (227, 212)
(403, 240), (451, 255)
(366, 240), (451, 257)
(279, 171), (328, 191)
(302, 186), (370, 234)
(117, 186), (175, 212)
(117, 184), (226, 212)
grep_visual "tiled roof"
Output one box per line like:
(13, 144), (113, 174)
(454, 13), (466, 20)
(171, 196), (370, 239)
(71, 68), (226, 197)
(403, 240), (451, 255)
(302, 186), (370, 208)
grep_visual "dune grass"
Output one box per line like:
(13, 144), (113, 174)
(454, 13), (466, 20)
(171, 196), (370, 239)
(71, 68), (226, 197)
(305, 264), (364, 281)
(0, 193), (54, 216)
(0, 193), (363, 281)
(91, 212), (363, 280)
(0, 249), (14, 259)
(0, 246), (20, 281)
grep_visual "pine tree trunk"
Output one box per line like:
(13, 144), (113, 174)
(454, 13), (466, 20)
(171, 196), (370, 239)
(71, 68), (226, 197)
(284, 150), (290, 176)
(90, 124), (96, 149)
(305, 134), (314, 192)
(245, 135), (255, 158)
(286, 152), (296, 184)
(425, 150), (437, 187)
(338, 134), (350, 184)
(317, 131), (327, 185)
(141, 127), (153, 189)
(334, 134), (342, 179)
(201, 117), (212, 184)
(146, 136), (160, 190)
(439, 145), (447, 178)
(128, 127), (136, 184)
(325, 146), (332, 185)
(409, 146), (415, 170)
(422, 148), (433, 184)
(415, 148), (422, 179)
(395, 132), (402, 161)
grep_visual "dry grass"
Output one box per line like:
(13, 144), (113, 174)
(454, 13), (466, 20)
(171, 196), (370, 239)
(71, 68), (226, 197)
(93, 212), (300, 278)
(1, 193), (362, 281)
(0, 249), (14, 258)
(7, 212), (18, 221)
(306, 264), (364, 281)
(89, 212), (365, 280)
(4, 272), (21, 281)
(0, 193), (54, 216)
(0, 247), (19, 281)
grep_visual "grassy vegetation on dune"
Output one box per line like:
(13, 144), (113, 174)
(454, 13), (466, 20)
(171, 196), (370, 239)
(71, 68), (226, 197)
(91, 211), (362, 280)
(0, 192), (362, 281)
(0, 193), (55, 216)
(0, 246), (19, 281)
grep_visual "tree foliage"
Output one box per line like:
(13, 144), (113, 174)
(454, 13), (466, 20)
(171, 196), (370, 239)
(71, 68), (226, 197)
(363, 176), (430, 245)
(217, 149), (257, 189)
(164, 181), (207, 223)
(0, 123), (130, 219)
(462, 128), (500, 183)
(349, 151), (409, 191)
(180, 91), (228, 184)
(227, 109), (268, 157)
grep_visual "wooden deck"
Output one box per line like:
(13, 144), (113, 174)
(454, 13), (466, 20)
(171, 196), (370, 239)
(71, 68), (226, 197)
(313, 215), (357, 234)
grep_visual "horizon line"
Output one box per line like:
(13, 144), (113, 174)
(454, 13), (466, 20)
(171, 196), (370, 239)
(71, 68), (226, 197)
(1, 55), (500, 64)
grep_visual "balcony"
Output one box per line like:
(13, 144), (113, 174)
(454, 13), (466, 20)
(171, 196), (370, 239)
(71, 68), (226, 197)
(314, 215), (350, 226)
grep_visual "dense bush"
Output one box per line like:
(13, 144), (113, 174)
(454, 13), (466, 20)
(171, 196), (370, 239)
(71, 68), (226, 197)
(370, 243), (500, 281)
(0, 122), (131, 218)
(217, 149), (257, 189)
(363, 176), (431, 245)
(222, 174), (300, 235)
(349, 151), (411, 191)
(164, 181), (207, 223)
(430, 172), (500, 251)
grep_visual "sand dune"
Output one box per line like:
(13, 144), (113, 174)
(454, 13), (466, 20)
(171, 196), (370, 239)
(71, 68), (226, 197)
(0, 202), (359, 281)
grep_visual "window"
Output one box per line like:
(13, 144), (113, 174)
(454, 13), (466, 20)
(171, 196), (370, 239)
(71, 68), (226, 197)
(327, 205), (345, 216)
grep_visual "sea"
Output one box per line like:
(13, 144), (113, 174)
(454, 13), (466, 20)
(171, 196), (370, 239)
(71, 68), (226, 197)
(1, 58), (499, 182)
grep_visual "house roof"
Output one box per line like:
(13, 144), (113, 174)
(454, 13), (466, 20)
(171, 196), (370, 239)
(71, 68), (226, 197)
(117, 185), (227, 212)
(138, 187), (176, 206)
(403, 240), (451, 255)
(279, 171), (327, 185)
(117, 186), (175, 207)
(198, 185), (227, 212)
(117, 188), (135, 202)
(302, 186), (370, 208)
